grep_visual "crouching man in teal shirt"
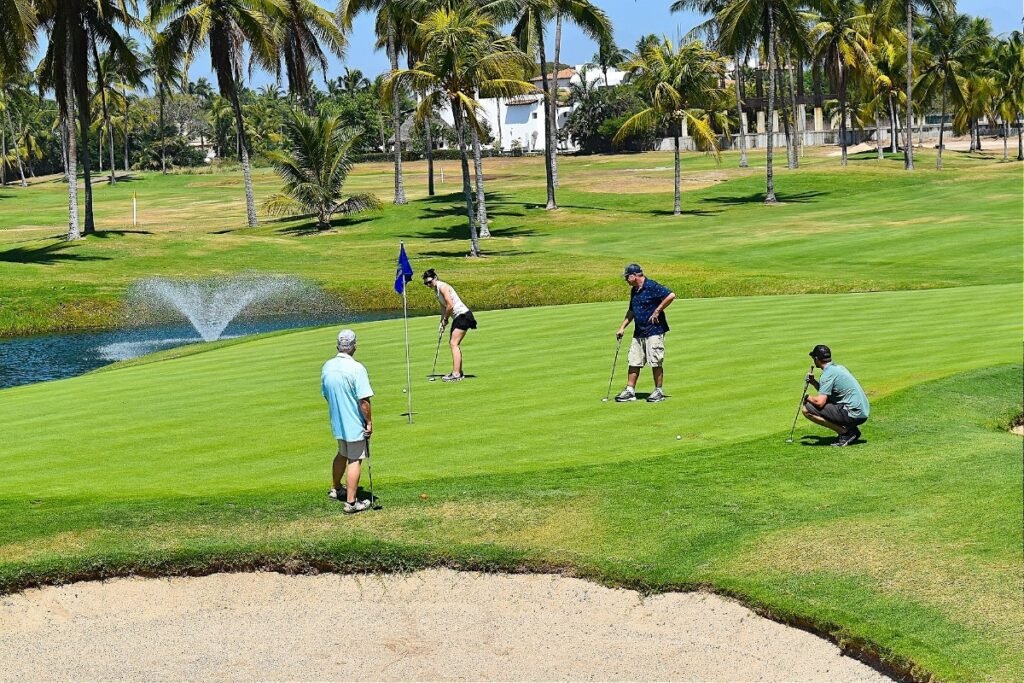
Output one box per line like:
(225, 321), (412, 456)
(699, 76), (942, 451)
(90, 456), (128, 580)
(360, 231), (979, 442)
(322, 329), (374, 513)
(802, 344), (870, 447)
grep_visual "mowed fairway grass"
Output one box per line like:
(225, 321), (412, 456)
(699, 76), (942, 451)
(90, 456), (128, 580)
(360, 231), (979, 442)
(0, 148), (1020, 334)
(1, 147), (1022, 681)
(1, 285), (1022, 681)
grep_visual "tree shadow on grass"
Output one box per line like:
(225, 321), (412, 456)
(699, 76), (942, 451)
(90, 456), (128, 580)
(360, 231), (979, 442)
(0, 243), (111, 265)
(556, 202), (720, 218)
(701, 190), (827, 206)
(90, 230), (154, 238)
(418, 247), (537, 258)
(415, 222), (542, 241)
(273, 216), (379, 236)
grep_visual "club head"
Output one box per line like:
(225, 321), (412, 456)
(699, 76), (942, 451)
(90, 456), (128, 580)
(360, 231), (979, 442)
(601, 398), (609, 402)
(785, 438), (794, 443)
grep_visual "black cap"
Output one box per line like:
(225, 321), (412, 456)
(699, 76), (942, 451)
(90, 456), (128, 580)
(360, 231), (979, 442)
(624, 263), (643, 277)
(809, 344), (832, 361)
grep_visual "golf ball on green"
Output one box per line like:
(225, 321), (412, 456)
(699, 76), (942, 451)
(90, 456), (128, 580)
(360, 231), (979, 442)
(676, 435), (682, 440)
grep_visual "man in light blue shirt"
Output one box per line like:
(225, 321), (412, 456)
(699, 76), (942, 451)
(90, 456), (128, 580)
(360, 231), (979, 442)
(321, 329), (374, 513)
(802, 344), (870, 446)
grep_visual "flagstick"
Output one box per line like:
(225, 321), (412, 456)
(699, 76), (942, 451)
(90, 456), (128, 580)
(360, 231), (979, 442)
(401, 244), (414, 424)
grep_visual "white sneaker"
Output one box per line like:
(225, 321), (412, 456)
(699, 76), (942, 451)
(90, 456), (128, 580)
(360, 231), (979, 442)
(614, 388), (636, 402)
(328, 487), (346, 500)
(344, 499), (372, 514)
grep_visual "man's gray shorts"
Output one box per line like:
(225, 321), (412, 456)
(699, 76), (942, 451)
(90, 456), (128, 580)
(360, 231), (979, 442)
(804, 400), (866, 428)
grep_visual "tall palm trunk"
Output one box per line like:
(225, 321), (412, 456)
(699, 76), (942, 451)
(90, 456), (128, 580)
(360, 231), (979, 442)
(496, 98), (503, 152)
(733, 52), (748, 168)
(888, 95), (897, 153)
(159, 86), (167, 174)
(74, 76), (95, 235)
(1, 123), (6, 186)
(1003, 121), (1009, 161)
(764, 9), (777, 204)
(875, 112), (883, 159)
(451, 103), (480, 257)
(968, 118), (976, 152)
(937, 89), (946, 170)
(98, 125), (104, 173)
(229, 91), (258, 227)
(550, 13), (561, 187)
(424, 118), (435, 196)
(839, 69), (848, 166)
(4, 108), (26, 186)
(470, 123), (489, 237)
(536, 21), (557, 210)
(974, 117), (982, 150)
(63, 71), (81, 241)
(903, 0), (914, 169)
(387, 19), (407, 205)
(124, 98), (130, 172)
(1017, 118), (1022, 160)
(786, 48), (800, 166)
(672, 121), (681, 216)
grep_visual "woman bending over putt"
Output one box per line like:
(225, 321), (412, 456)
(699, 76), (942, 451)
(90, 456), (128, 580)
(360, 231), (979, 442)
(423, 268), (477, 382)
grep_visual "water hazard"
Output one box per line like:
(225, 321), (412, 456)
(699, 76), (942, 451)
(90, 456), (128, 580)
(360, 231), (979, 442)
(0, 313), (395, 389)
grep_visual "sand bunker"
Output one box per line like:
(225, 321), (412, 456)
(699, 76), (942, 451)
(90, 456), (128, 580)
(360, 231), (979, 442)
(0, 569), (889, 681)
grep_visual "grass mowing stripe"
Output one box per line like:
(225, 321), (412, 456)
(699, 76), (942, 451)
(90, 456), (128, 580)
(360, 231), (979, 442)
(1, 283), (1018, 495)
(1, 365), (1020, 681)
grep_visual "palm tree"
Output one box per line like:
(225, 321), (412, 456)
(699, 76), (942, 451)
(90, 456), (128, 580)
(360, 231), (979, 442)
(0, 0), (35, 80)
(339, 0), (410, 205)
(263, 110), (380, 230)
(717, 0), (807, 203)
(671, 0), (752, 168)
(810, 0), (873, 166)
(991, 32), (1023, 161)
(93, 44), (141, 184)
(497, 0), (612, 210)
(37, 0), (138, 238)
(868, 0), (950, 170)
(917, 11), (979, 169)
(152, 0), (279, 228)
(144, 34), (180, 175)
(954, 73), (996, 153)
(271, 0), (346, 109)
(615, 38), (724, 216)
(384, 4), (535, 256)
(592, 33), (627, 85)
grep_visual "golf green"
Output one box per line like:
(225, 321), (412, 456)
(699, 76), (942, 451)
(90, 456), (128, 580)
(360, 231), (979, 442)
(1, 282), (1021, 681)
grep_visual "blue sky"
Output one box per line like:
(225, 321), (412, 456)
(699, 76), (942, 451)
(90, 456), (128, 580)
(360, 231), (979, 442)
(278, 0), (1017, 90)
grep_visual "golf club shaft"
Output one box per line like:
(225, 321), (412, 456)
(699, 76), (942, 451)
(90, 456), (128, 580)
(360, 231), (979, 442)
(429, 324), (444, 376)
(787, 363), (815, 440)
(605, 336), (623, 400)
(366, 438), (374, 506)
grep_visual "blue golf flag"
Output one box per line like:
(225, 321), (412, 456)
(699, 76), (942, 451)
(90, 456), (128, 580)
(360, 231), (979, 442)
(394, 243), (414, 294)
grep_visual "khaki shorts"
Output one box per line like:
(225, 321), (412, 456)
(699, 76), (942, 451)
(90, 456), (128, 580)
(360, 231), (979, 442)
(337, 439), (368, 462)
(628, 335), (665, 368)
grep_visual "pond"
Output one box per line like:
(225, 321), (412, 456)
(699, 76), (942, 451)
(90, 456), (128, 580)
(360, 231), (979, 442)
(0, 312), (397, 389)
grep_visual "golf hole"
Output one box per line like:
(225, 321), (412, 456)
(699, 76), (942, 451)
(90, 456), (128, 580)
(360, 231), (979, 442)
(0, 569), (891, 681)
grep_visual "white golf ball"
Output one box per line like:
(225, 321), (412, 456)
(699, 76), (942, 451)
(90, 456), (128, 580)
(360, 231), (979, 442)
(402, 389), (407, 393)
(602, 398), (608, 402)
(676, 435), (682, 440)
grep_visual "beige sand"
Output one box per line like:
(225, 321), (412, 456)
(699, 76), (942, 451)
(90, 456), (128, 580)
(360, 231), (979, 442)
(0, 569), (890, 682)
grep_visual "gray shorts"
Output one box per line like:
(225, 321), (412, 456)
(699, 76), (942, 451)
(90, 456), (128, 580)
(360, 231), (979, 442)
(628, 335), (665, 368)
(803, 401), (866, 428)
(337, 439), (368, 462)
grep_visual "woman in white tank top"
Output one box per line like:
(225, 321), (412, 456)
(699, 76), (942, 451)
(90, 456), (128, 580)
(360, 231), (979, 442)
(422, 269), (477, 382)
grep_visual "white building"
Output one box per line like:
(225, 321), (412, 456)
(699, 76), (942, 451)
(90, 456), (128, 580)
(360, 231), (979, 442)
(436, 64), (626, 153)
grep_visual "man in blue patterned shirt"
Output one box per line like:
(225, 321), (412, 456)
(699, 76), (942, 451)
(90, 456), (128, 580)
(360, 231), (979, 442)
(614, 264), (676, 403)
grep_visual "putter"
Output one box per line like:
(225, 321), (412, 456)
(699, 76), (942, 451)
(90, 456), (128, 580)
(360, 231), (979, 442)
(365, 438), (379, 510)
(603, 335), (624, 402)
(427, 324), (445, 381)
(786, 363), (815, 442)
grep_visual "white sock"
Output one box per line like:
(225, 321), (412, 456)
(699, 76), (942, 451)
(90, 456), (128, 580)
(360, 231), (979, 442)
(625, 386), (635, 394)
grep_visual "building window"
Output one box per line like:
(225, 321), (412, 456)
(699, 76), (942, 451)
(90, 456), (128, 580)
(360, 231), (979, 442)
(532, 112), (538, 119)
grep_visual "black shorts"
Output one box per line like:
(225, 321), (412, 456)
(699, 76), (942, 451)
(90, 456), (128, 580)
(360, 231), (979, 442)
(451, 311), (477, 332)
(804, 400), (867, 427)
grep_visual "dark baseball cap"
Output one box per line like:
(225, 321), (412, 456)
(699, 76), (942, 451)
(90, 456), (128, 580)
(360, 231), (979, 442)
(623, 263), (643, 276)
(809, 344), (832, 360)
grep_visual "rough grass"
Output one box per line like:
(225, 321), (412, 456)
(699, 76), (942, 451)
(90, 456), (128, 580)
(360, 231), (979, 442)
(0, 148), (1019, 335)
(1, 283), (1022, 681)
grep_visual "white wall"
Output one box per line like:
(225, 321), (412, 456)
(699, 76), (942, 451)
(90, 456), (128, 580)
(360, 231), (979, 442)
(435, 63), (627, 153)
